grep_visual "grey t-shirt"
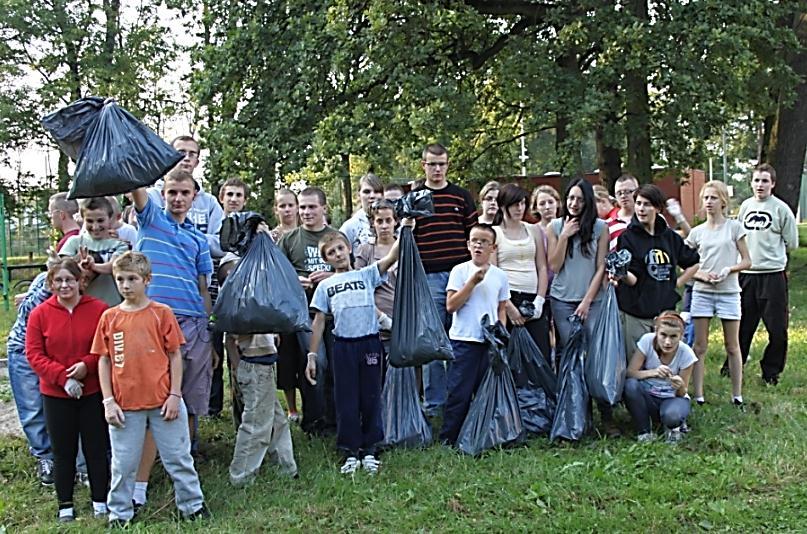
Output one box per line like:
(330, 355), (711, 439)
(686, 219), (745, 294)
(310, 264), (385, 338)
(549, 218), (605, 302)
(637, 332), (697, 398)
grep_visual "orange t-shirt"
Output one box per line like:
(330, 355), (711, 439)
(91, 301), (185, 411)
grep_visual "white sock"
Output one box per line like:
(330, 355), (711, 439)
(133, 482), (148, 505)
(694, 396), (705, 403)
(733, 395), (743, 404)
(58, 507), (74, 519)
(93, 501), (108, 514)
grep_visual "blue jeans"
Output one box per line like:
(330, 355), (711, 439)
(7, 348), (52, 459)
(623, 378), (690, 434)
(423, 271), (450, 415)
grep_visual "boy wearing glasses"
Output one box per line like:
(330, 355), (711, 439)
(439, 224), (509, 446)
(607, 174), (639, 251)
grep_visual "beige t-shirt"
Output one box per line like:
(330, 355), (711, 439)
(686, 219), (745, 294)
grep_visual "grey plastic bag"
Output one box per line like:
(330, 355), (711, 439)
(550, 316), (592, 442)
(380, 366), (432, 449)
(508, 326), (557, 435)
(585, 285), (626, 405)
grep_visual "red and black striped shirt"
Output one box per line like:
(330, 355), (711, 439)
(413, 183), (478, 273)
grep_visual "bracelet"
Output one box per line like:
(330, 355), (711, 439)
(169, 393), (182, 399)
(102, 397), (116, 405)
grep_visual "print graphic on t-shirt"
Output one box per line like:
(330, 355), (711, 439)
(326, 280), (366, 298)
(742, 210), (772, 231)
(645, 248), (672, 281)
(305, 245), (330, 273)
(112, 331), (125, 368)
(190, 210), (209, 234)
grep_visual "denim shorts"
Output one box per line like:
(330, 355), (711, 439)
(690, 290), (741, 320)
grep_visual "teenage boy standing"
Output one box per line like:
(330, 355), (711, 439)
(732, 164), (798, 385)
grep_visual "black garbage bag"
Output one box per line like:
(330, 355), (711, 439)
(380, 366), (432, 449)
(388, 226), (453, 367)
(605, 249), (632, 278)
(507, 326), (557, 435)
(41, 96), (106, 161)
(220, 211), (266, 255)
(585, 285), (626, 405)
(213, 233), (309, 334)
(393, 189), (434, 219)
(67, 101), (182, 199)
(456, 317), (524, 455)
(550, 316), (592, 442)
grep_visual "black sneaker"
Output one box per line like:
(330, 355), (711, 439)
(733, 398), (746, 411)
(132, 500), (143, 518)
(108, 518), (130, 529)
(37, 458), (54, 486)
(57, 509), (75, 523)
(185, 504), (211, 521)
(762, 375), (779, 386)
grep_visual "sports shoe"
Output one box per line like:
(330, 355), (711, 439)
(665, 427), (683, 444)
(108, 518), (130, 529)
(636, 432), (655, 443)
(602, 420), (622, 438)
(733, 398), (745, 411)
(57, 508), (75, 523)
(762, 375), (779, 386)
(37, 458), (54, 486)
(185, 504), (211, 521)
(287, 412), (300, 423)
(361, 455), (381, 475)
(76, 471), (90, 487)
(340, 457), (360, 475)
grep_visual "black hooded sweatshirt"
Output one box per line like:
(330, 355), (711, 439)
(616, 214), (700, 319)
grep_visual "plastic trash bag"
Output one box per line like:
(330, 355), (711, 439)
(456, 317), (524, 455)
(213, 233), (309, 334)
(393, 189), (434, 218)
(220, 211), (266, 255)
(550, 316), (592, 442)
(68, 101), (183, 199)
(380, 366), (432, 449)
(507, 326), (557, 435)
(388, 226), (453, 367)
(585, 285), (626, 405)
(605, 249), (632, 278)
(41, 96), (106, 161)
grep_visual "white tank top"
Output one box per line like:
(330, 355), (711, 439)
(494, 223), (538, 293)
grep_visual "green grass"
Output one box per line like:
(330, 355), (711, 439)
(1, 252), (807, 532)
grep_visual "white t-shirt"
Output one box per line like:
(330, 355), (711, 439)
(686, 219), (745, 293)
(637, 332), (697, 398)
(447, 261), (509, 343)
(310, 264), (385, 338)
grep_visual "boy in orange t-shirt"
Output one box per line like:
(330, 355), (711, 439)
(92, 252), (209, 526)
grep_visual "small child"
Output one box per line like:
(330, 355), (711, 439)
(219, 247), (297, 486)
(59, 196), (128, 306)
(624, 311), (696, 444)
(92, 252), (208, 526)
(439, 224), (509, 446)
(305, 220), (414, 475)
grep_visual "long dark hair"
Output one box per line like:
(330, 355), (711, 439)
(492, 183), (529, 226)
(562, 177), (597, 258)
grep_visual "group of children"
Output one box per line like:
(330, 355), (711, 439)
(9, 136), (798, 525)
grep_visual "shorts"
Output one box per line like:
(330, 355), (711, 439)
(177, 316), (213, 416)
(690, 290), (741, 321)
(276, 333), (301, 391)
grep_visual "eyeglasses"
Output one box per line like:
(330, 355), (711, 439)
(424, 162), (448, 168)
(52, 277), (78, 286)
(615, 189), (637, 197)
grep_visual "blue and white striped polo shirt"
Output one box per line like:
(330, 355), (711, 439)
(7, 272), (51, 355)
(135, 197), (213, 318)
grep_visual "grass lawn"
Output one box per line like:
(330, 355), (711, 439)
(1, 249), (806, 532)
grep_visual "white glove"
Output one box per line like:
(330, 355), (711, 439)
(715, 267), (731, 283)
(64, 378), (83, 399)
(680, 311), (691, 324)
(666, 199), (683, 219)
(378, 313), (393, 331)
(532, 295), (545, 319)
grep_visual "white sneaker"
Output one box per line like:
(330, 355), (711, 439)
(665, 427), (683, 444)
(361, 455), (381, 475)
(637, 432), (655, 443)
(340, 457), (360, 475)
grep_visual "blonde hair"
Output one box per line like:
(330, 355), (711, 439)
(478, 181), (501, 203)
(317, 231), (350, 260)
(699, 180), (730, 215)
(530, 185), (560, 219)
(112, 251), (152, 278)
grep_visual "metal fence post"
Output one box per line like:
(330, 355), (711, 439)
(0, 193), (9, 311)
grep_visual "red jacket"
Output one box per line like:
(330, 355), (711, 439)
(26, 295), (108, 398)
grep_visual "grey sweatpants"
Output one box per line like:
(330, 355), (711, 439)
(229, 361), (297, 486)
(107, 401), (204, 521)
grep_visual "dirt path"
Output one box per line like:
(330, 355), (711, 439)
(0, 399), (23, 438)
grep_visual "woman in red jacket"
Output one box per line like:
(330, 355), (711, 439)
(26, 258), (109, 523)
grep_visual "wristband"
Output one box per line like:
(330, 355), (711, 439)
(307, 352), (318, 360)
(102, 396), (116, 406)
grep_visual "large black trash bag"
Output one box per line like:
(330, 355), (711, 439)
(507, 326), (557, 435)
(550, 316), (592, 442)
(41, 96), (106, 161)
(393, 189), (434, 219)
(456, 317), (525, 456)
(388, 226), (453, 367)
(585, 285), (626, 406)
(380, 366), (432, 449)
(213, 233), (309, 334)
(220, 211), (266, 255)
(67, 101), (183, 199)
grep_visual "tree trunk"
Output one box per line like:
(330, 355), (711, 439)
(101, 0), (120, 92)
(596, 124), (622, 191)
(57, 152), (70, 191)
(624, 0), (652, 183)
(766, 12), (807, 215)
(556, 53), (583, 191)
(340, 153), (352, 218)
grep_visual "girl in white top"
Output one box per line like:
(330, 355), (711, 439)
(491, 184), (549, 357)
(685, 181), (751, 407)
(477, 181), (500, 224)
